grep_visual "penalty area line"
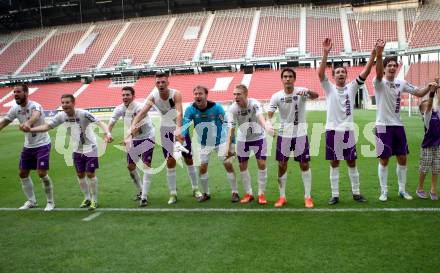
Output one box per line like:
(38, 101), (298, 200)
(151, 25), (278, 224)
(0, 207), (440, 213)
(82, 212), (102, 221)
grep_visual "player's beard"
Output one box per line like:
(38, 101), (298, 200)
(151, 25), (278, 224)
(14, 97), (24, 105)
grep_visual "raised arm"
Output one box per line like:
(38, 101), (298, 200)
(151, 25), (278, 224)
(265, 111), (275, 136)
(359, 43), (377, 80)
(375, 39), (386, 81)
(226, 127), (235, 157)
(173, 91), (184, 142)
(436, 78), (440, 106)
(96, 120), (113, 143)
(225, 110), (236, 157)
(182, 106), (193, 137)
(107, 111), (119, 134)
(297, 89), (319, 100)
(0, 119), (12, 132)
(256, 113), (266, 130)
(19, 109), (42, 132)
(129, 96), (154, 136)
(318, 38), (332, 81)
(425, 85), (437, 113)
(413, 82), (438, 98)
(107, 121), (116, 134)
(28, 123), (52, 133)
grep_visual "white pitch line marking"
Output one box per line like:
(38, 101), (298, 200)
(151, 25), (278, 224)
(1, 207), (440, 213)
(82, 212), (102, 221)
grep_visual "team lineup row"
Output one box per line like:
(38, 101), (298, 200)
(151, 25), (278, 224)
(0, 38), (439, 211)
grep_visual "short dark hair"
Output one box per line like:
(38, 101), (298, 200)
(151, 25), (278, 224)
(15, 83), (29, 93)
(332, 65), (347, 77)
(155, 72), (168, 78)
(61, 94), (75, 103)
(235, 84), (248, 94)
(281, 68), (296, 79)
(122, 86), (135, 95)
(383, 56), (398, 68)
(193, 85), (208, 95)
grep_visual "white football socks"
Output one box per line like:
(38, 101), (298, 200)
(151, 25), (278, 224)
(141, 168), (152, 200)
(41, 175), (54, 203)
(226, 172), (238, 193)
(240, 170), (253, 195)
(257, 169), (267, 196)
(330, 167), (340, 197)
(20, 176), (36, 203)
(167, 168), (177, 195)
(129, 170), (142, 191)
(302, 169), (312, 199)
(378, 163), (388, 193)
(348, 167), (360, 195)
(278, 173), (287, 198)
(187, 165), (198, 190)
(396, 164), (407, 193)
(77, 177), (90, 200)
(200, 172), (209, 194)
(88, 176), (98, 203)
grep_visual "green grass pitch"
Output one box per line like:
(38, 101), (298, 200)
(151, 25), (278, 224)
(0, 110), (439, 273)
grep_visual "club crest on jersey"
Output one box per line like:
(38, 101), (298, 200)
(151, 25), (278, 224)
(293, 96), (298, 101)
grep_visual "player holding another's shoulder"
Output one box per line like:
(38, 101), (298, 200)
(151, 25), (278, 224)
(226, 84), (268, 205)
(183, 85), (239, 202)
(318, 38), (376, 205)
(107, 86), (155, 206)
(374, 40), (438, 202)
(129, 72), (200, 205)
(0, 83), (55, 211)
(24, 94), (112, 210)
(266, 68), (318, 208)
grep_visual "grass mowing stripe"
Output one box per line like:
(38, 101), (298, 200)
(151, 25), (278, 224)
(82, 212), (102, 221)
(1, 207), (440, 212)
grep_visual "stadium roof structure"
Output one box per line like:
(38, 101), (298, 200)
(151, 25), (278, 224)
(0, 0), (413, 32)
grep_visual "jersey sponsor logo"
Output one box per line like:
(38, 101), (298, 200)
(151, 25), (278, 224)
(294, 104), (299, 125)
(345, 94), (351, 116)
(85, 113), (96, 122)
(395, 91), (401, 113)
(240, 110), (248, 116)
(285, 96), (293, 103)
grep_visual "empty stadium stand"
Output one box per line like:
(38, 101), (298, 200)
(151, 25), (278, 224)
(253, 6), (301, 58)
(408, 5), (440, 49)
(349, 9), (398, 53)
(102, 17), (169, 68)
(0, 30), (47, 75)
(63, 22), (124, 73)
(20, 25), (89, 75)
(306, 7), (344, 56)
(155, 14), (208, 66)
(202, 9), (254, 61)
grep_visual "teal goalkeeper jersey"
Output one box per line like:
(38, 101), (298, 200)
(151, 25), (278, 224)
(183, 101), (228, 147)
